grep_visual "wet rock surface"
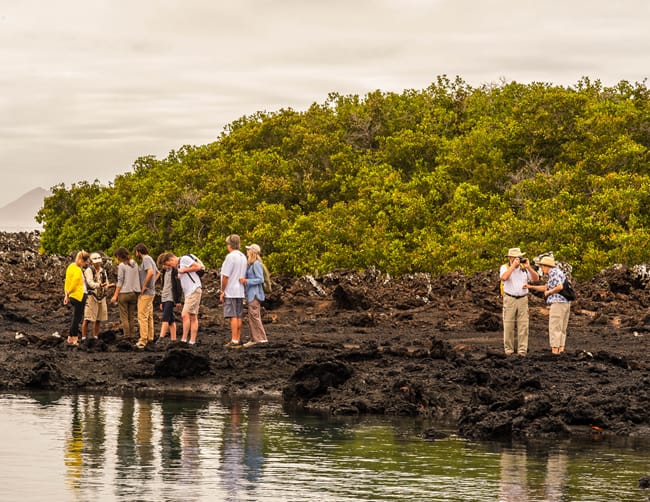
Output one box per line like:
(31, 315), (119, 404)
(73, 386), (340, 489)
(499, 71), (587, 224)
(1, 231), (650, 441)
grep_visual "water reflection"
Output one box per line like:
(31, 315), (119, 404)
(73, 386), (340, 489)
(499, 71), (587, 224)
(220, 399), (266, 500)
(1, 392), (648, 502)
(498, 445), (569, 502)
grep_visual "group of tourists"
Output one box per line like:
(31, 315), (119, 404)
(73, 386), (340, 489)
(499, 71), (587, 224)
(62, 234), (268, 349)
(500, 247), (571, 356)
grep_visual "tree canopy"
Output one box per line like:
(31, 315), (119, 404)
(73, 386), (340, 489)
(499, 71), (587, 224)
(37, 76), (650, 279)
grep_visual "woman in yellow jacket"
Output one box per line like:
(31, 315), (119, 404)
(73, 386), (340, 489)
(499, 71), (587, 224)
(64, 250), (90, 345)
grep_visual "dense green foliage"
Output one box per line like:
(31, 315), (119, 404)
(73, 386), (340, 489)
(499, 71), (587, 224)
(37, 76), (650, 279)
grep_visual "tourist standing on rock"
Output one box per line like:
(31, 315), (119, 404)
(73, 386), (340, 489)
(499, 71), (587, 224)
(220, 234), (248, 348)
(82, 252), (113, 340)
(500, 247), (539, 356)
(159, 252), (203, 345)
(525, 256), (570, 354)
(156, 253), (182, 342)
(134, 243), (159, 349)
(239, 244), (268, 347)
(63, 250), (90, 345)
(110, 247), (141, 341)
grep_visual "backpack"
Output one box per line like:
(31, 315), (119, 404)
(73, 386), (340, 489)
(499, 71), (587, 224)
(262, 263), (272, 294)
(560, 278), (576, 301)
(187, 253), (206, 278)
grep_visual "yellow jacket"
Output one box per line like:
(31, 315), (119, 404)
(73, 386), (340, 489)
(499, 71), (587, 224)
(64, 263), (85, 301)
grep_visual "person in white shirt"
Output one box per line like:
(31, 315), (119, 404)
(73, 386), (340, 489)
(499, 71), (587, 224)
(500, 247), (539, 356)
(159, 252), (203, 345)
(220, 234), (248, 348)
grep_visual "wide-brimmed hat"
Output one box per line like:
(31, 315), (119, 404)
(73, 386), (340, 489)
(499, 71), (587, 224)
(245, 244), (261, 254)
(538, 256), (556, 267)
(90, 252), (102, 264)
(506, 247), (525, 258)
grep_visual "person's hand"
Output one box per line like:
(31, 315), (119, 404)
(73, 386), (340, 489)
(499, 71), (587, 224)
(63, 294), (69, 306)
(110, 296), (117, 304)
(239, 278), (247, 284)
(219, 292), (225, 303)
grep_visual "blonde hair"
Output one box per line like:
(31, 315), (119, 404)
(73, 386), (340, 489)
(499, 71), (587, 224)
(75, 250), (90, 267)
(246, 247), (262, 265)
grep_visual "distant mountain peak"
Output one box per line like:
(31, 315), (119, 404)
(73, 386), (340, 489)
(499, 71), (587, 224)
(0, 187), (52, 231)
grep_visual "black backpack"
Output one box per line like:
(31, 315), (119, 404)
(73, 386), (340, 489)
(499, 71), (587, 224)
(186, 253), (206, 278)
(560, 278), (576, 301)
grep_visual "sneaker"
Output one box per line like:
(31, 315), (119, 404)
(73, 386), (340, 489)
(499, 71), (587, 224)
(224, 340), (242, 349)
(243, 341), (257, 348)
(136, 342), (146, 349)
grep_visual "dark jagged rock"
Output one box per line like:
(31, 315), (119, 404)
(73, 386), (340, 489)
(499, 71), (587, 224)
(1, 231), (650, 441)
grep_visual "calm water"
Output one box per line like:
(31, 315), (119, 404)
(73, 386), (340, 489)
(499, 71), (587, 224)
(0, 392), (648, 502)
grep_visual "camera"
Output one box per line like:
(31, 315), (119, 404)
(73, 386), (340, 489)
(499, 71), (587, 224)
(519, 258), (528, 264)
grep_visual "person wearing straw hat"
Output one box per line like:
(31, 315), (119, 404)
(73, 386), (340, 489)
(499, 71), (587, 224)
(525, 255), (571, 354)
(500, 247), (539, 356)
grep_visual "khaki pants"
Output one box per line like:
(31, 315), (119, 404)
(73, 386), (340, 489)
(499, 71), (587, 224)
(502, 295), (529, 354)
(247, 298), (267, 343)
(549, 302), (570, 349)
(137, 294), (155, 345)
(117, 292), (138, 339)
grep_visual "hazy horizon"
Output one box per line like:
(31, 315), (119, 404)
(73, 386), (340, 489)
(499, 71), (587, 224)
(1, 0), (648, 208)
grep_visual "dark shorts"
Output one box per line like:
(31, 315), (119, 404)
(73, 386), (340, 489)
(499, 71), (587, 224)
(223, 297), (244, 319)
(161, 301), (176, 323)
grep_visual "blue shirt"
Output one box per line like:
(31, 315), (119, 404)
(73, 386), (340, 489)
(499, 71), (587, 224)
(546, 267), (568, 303)
(244, 261), (265, 303)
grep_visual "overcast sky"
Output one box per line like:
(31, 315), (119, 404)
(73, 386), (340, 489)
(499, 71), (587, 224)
(1, 0), (649, 208)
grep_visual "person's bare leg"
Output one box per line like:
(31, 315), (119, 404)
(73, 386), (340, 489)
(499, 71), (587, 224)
(181, 312), (190, 342)
(189, 314), (199, 344)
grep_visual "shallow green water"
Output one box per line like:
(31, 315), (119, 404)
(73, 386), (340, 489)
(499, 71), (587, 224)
(0, 392), (648, 501)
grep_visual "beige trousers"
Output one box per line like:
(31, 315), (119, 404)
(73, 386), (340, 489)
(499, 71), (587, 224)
(247, 299), (267, 342)
(502, 295), (529, 354)
(137, 294), (155, 344)
(549, 302), (570, 349)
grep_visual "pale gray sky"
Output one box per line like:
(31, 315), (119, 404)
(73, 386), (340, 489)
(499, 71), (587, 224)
(1, 0), (649, 207)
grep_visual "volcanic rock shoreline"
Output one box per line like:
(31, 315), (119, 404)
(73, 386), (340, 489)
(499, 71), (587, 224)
(1, 231), (649, 441)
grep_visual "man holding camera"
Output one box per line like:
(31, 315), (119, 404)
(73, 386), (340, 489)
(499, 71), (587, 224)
(500, 247), (539, 356)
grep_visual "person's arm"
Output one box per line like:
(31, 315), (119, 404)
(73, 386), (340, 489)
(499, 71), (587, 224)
(85, 267), (100, 289)
(178, 257), (201, 275)
(543, 271), (564, 298)
(544, 282), (563, 298)
(111, 264), (124, 303)
(141, 268), (154, 294)
(500, 260), (518, 281)
(220, 275), (229, 302)
(63, 266), (73, 305)
(246, 262), (264, 286)
(525, 261), (539, 282)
